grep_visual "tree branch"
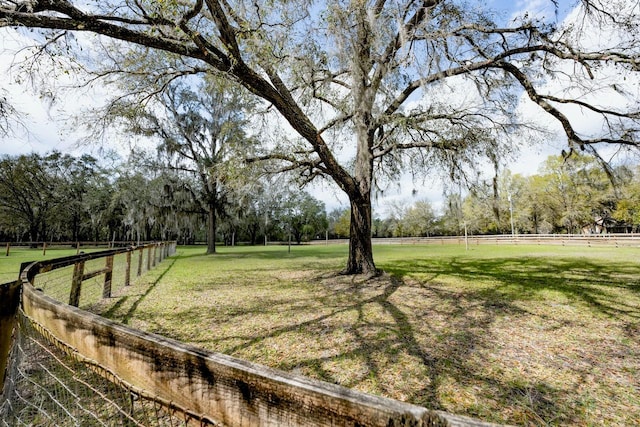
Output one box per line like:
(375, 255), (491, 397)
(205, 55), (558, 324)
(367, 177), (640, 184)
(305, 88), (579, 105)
(496, 61), (639, 149)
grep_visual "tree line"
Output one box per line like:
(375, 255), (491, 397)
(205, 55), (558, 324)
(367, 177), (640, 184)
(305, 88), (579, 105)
(1, 151), (639, 245)
(0, 151), (328, 246)
(330, 154), (640, 238)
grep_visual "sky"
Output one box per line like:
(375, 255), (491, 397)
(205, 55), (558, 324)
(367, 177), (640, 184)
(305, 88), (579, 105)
(0, 0), (634, 215)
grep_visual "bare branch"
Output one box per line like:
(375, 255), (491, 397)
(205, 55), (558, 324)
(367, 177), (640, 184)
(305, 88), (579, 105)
(496, 61), (639, 149)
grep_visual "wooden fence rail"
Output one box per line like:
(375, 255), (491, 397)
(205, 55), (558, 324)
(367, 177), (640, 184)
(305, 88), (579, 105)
(2, 240), (163, 256)
(2, 242), (498, 426)
(313, 234), (640, 248)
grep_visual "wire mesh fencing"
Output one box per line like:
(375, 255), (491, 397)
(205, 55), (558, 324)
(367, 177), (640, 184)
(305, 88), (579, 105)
(0, 242), (217, 427)
(1, 310), (219, 427)
(30, 244), (169, 311)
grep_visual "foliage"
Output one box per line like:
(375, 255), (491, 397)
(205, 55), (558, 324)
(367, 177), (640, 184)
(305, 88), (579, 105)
(284, 192), (328, 244)
(329, 208), (350, 238)
(3, 0), (639, 273)
(0, 151), (332, 245)
(0, 89), (21, 136)
(99, 73), (258, 253)
(456, 154), (637, 235)
(611, 165), (640, 228)
(0, 152), (108, 242)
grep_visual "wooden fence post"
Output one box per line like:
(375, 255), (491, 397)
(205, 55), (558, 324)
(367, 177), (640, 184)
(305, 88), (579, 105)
(42, 242), (47, 256)
(0, 280), (21, 390)
(137, 247), (143, 277)
(5, 242), (9, 257)
(147, 246), (152, 271)
(152, 244), (157, 267)
(69, 260), (85, 307)
(103, 255), (114, 298)
(125, 251), (132, 286)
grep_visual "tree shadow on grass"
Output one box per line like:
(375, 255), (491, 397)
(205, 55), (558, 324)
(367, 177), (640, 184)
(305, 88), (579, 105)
(379, 256), (640, 423)
(98, 256), (179, 324)
(114, 255), (640, 425)
(383, 256), (640, 319)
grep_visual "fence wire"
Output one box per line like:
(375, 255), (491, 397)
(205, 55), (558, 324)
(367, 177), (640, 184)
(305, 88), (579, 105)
(32, 246), (160, 311)
(0, 243), (219, 427)
(1, 311), (218, 427)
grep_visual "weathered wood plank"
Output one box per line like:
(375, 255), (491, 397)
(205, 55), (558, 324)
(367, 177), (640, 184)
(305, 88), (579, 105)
(81, 266), (109, 281)
(69, 261), (85, 307)
(21, 281), (501, 427)
(137, 247), (144, 277)
(0, 280), (20, 389)
(103, 255), (114, 298)
(125, 251), (132, 287)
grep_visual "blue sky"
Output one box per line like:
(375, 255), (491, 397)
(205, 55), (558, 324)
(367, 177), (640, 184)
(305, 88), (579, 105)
(0, 0), (624, 215)
(490, 0), (575, 23)
(0, 1), (581, 159)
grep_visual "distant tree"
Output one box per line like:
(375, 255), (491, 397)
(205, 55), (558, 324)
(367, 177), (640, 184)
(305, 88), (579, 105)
(497, 170), (529, 235)
(612, 199), (639, 232)
(83, 173), (113, 241)
(228, 175), (290, 245)
(440, 193), (464, 236)
(520, 173), (562, 234)
(403, 200), (436, 237)
(611, 166), (639, 231)
(99, 74), (256, 254)
(283, 192), (327, 244)
(329, 209), (351, 239)
(0, 153), (59, 242)
(384, 201), (409, 238)
(462, 182), (501, 235)
(49, 153), (106, 241)
(107, 165), (186, 242)
(538, 155), (609, 233)
(371, 216), (394, 238)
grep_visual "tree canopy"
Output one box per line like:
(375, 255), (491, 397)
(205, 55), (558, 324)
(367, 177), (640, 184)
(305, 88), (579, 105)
(1, 0), (639, 273)
(0, 151), (333, 244)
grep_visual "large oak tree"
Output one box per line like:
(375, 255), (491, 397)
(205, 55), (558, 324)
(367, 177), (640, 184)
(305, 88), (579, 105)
(1, 0), (639, 274)
(102, 74), (256, 254)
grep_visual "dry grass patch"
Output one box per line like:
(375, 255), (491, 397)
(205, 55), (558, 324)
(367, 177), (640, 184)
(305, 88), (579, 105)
(95, 244), (640, 426)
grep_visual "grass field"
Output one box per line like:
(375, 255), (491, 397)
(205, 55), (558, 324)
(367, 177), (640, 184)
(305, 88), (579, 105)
(8, 243), (640, 426)
(0, 246), (107, 283)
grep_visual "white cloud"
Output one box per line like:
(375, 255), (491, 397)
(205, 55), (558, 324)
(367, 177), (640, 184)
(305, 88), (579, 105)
(510, 0), (559, 22)
(512, 1), (640, 169)
(1, 2), (637, 216)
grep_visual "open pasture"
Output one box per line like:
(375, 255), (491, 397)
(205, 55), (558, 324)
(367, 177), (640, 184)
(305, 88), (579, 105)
(0, 246), (106, 283)
(28, 243), (640, 425)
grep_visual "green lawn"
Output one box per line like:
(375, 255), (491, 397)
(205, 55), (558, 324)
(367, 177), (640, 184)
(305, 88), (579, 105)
(0, 246), (105, 283)
(19, 243), (640, 425)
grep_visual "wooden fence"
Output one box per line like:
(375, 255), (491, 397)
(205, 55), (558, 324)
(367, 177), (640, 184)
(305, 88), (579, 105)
(3, 240), (158, 256)
(314, 234), (640, 248)
(2, 243), (498, 426)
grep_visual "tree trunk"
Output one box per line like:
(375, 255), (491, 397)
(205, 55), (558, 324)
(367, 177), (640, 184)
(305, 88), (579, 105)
(343, 195), (377, 276)
(29, 223), (38, 244)
(206, 204), (216, 254)
(249, 224), (258, 245)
